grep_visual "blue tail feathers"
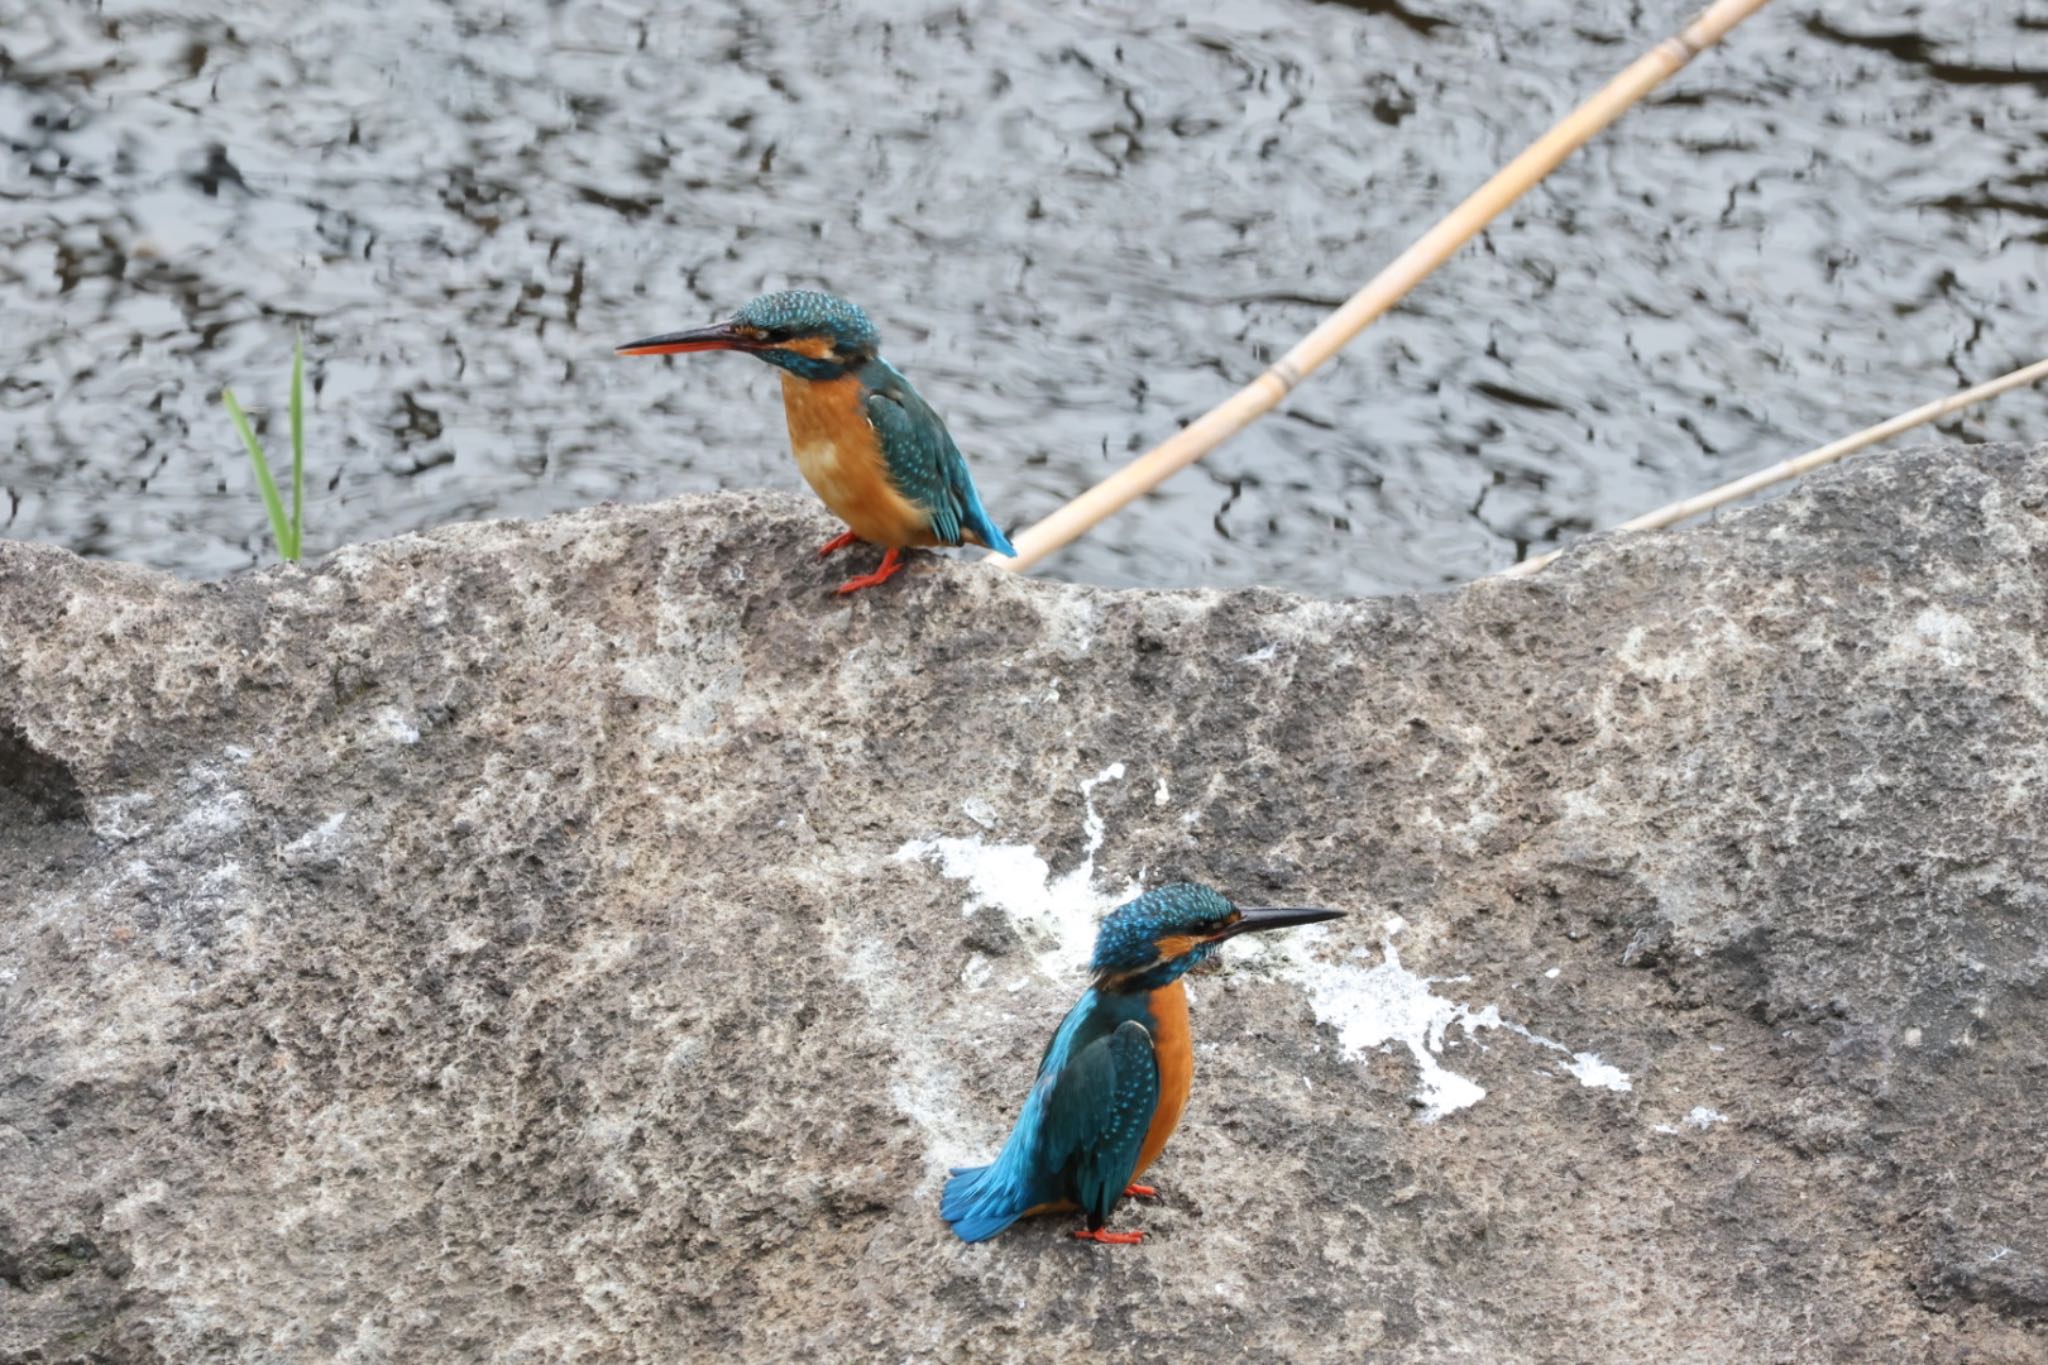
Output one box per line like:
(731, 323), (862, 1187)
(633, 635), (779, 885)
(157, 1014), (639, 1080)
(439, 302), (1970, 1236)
(941, 1164), (1028, 1243)
(960, 482), (1016, 557)
(978, 520), (1017, 558)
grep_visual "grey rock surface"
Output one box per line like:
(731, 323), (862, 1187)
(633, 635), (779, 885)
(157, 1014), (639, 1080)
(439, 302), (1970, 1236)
(2, 444), (2045, 1362)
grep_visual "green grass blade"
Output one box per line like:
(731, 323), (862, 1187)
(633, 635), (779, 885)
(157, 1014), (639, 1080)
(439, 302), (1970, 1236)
(223, 388), (295, 562)
(289, 337), (306, 560)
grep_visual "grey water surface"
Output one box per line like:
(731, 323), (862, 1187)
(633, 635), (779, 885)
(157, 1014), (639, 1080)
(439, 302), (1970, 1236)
(1, 0), (2041, 595)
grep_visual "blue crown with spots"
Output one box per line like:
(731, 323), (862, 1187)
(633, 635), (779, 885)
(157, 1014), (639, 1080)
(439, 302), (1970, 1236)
(1090, 884), (1236, 975)
(732, 290), (880, 356)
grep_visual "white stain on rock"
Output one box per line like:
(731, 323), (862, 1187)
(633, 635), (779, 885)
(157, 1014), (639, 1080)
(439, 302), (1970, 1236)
(1562, 1052), (1633, 1093)
(1891, 606), (1976, 669)
(1267, 923), (1493, 1121)
(1255, 919), (1636, 1120)
(838, 934), (983, 1165)
(900, 777), (1633, 1122)
(1654, 1106), (1729, 1136)
(895, 762), (1141, 977)
(284, 811), (348, 857)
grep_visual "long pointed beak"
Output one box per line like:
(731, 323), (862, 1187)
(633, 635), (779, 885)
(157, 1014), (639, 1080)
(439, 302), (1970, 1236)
(615, 321), (757, 357)
(1217, 906), (1346, 940)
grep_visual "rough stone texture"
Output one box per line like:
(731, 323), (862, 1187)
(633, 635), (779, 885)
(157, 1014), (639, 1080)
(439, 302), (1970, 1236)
(2, 444), (2045, 1362)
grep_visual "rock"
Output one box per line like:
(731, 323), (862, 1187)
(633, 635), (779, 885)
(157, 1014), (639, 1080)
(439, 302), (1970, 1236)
(2, 444), (2044, 1361)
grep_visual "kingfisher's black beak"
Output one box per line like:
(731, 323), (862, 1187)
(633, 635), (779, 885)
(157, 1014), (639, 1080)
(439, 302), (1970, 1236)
(1216, 906), (1346, 940)
(615, 321), (759, 356)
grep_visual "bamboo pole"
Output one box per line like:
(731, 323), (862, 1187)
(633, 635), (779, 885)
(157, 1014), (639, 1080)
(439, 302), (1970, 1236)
(994, 0), (1777, 574)
(1498, 356), (2048, 578)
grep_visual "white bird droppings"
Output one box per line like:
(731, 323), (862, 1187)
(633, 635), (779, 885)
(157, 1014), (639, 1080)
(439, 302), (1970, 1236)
(1268, 929), (1494, 1122)
(895, 763), (1139, 977)
(1562, 1053), (1633, 1093)
(1264, 921), (1635, 1118)
(899, 775), (1634, 1121)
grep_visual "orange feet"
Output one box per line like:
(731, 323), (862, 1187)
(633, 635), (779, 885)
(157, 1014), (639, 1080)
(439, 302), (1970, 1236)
(817, 529), (861, 558)
(834, 547), (906, 595)
(1073, 1228), (1145, 1246)
(1122, 1184), (1158, 1199)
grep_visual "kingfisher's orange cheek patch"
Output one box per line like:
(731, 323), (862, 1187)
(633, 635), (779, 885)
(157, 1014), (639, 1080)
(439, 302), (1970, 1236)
(780, 336), (837, 359)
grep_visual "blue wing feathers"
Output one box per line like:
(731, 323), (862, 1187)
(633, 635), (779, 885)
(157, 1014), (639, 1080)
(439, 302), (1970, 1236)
(943, 992), (1148, 1243)
(1047, 1022), (1159, 1225)
(941, 998), (1159, 1243)
(860, 361), (1015, 555)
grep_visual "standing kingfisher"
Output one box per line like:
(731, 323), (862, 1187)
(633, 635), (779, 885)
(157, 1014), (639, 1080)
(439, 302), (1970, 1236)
(942, 884), (1343, 1246)
(616, 290), (1017, 594)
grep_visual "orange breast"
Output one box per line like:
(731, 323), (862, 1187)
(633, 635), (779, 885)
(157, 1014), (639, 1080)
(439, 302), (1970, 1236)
(1133, 979), (1192, 1179)
(779, 373), (939, 548)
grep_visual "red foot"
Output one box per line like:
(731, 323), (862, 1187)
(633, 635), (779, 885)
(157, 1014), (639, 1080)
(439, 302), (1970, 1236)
(1123, 1184), (1158, 1199)
(834, 547), (906, 595)
(817, 529), (861, 558)
(1073, 1227), (1145, 1245)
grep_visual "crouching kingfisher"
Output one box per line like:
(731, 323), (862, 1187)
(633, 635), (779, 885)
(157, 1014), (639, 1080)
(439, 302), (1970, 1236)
(942, 884), (1343, 1245)
(616, 290), (1016, 594)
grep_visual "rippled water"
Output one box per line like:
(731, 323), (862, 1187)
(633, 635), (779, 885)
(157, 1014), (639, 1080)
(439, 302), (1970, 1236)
(1, 1), (2041, 595)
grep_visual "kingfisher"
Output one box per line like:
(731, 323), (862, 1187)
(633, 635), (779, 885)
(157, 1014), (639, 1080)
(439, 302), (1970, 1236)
(942, 884), (1343, 1246)
(616, 290), (1016, 594)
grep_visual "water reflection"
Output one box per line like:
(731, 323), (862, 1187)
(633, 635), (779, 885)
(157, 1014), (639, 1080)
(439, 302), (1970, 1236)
(0, 0), (2039, 593)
